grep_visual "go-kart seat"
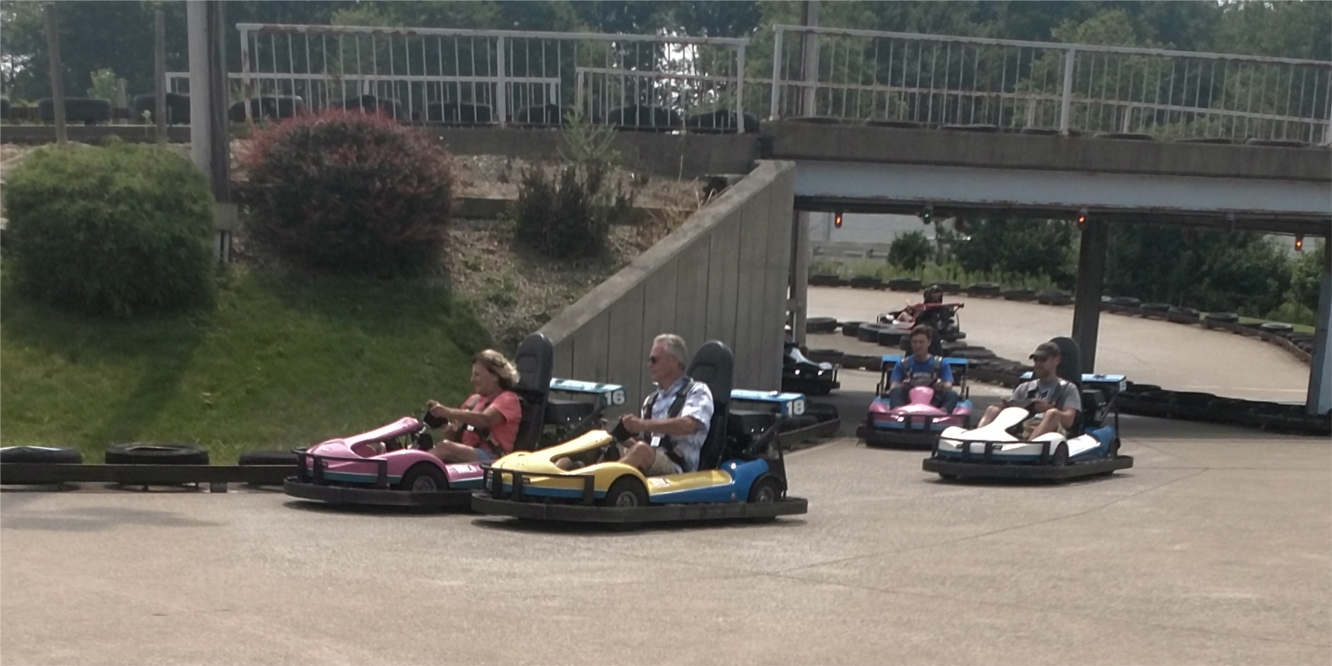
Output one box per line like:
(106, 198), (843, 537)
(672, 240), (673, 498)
(509, 333), (555, 451)
(1048, 336), (1106, 434)
(687, 341), (735, 471)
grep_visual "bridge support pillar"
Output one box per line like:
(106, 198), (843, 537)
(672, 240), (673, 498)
(1307, 246), (1331, 416)
(790, 211), (810, 346)
(1071, 219), (1108, 373)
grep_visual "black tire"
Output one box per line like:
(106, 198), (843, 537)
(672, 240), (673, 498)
(1106, 296), (1141, 307)
(930, 281), (962, 294)
(1002, 288), (1036, 301)
(806, 317), (838, 334)
(886, 277), (922, 292)
(857, 323), (886, 343)
(602, 476), (649, 508)
(1050, 442), (1069, 467)
(1141, 302), (1170, 313)
(238, 449), (304, 466)
(965, 282), (1000, 296)
(876, 328), (905, 346)
(848, 276), (882, 289)
(399, 463), (448, 492)
(1259, 322), (1294, 334)
(0, 446), (83, 464)
(104, 443), (208, 465)
(1204, 312), (1239, 324)
(747, 475), (784, 504)
(841, 321), (863, 337)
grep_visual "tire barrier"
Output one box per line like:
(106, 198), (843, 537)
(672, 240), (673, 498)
(876, 328), (905, 347)
(848, 276), (883, 289)
(105, 443), (210, 466)
(965, 282), (1001, 297)
(238, 450), (302, 467)
(1036, 290), (1073, 306)
(840, 321), (863, 337)
(805, 317), (839, 334)
(809, 273), (842, 287)
(1167, 306), (1200, 324)
(1106, 296), (1142, 307)
(886, 277), (922, 292)
(857, 323), (888, 343)
(929, 281), (962, 294)
(1001, 287), (1036, 302)
(1140, 302), (1171, 315)
(1117, 389), (1330, 436)
(1259, 322), (1294, 335)
(0, 446), (83, 464)
(1204, 312), (1240, 324)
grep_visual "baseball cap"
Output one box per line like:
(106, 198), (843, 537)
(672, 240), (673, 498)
(1029, 342), (1061, 361)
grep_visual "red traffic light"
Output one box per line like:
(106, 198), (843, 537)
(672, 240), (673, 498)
(1295, 234), (1304, 252)
(834, 212), (843, 228)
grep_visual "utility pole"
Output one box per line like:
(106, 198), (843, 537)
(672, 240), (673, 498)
(155, 9), (166, 140)
(187, 1), (236, 262)
(43, 3), (66, 145)
(799, 0), (820, 117)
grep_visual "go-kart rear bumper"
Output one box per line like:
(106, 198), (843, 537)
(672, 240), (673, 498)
(922, 455), (1134, 480)
(283, 478), (472, 508)
(857, 425), (942, 448)
(470, 492), (808, 523)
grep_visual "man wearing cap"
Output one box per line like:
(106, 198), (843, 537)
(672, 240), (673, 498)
(976, 341), (1081, 438)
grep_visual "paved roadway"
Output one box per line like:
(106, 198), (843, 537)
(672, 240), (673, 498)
(2, 290), (1328, 665)
(808, 286), (1313, 403)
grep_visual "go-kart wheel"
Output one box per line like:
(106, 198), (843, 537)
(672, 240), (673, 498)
(747, 475), (784, 504)
(400, 463), (447, 492)
(602, 476), (648, 508)
(1050, 442), (1069, 467)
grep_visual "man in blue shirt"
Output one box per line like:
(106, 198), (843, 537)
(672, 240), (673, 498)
(887, 325), (960, 413)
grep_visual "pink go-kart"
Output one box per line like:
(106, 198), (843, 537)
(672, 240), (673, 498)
(856, 354), (973, 448)
(283, 333), (564, 509)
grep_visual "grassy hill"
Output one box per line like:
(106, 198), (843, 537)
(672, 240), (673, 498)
(0, 267), (491, 464)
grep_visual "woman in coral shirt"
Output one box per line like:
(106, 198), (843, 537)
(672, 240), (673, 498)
(425, 349), (523, 464)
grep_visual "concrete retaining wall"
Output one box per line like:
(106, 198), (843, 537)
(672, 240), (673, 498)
(539, 160), (796, 411)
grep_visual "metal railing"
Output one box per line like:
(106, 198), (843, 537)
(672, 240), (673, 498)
(236, 23), (748, 130)
(767, 25), (1332, 144)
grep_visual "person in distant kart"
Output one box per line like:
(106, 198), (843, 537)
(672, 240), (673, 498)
(616, 334), (715, 475)
(887, 325), (960, 413)
(425, 349), (523, 464)
(976, 341), (1081, 438)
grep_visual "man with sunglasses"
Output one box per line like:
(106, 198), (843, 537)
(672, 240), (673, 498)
(614, 333), (715, 476)
(976, 341), (1080, 438)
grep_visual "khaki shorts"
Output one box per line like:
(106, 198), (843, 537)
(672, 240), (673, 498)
(1022, 415), (1067, 439)
(619, 443), (681, 475)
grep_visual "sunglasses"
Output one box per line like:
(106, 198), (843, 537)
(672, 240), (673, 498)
(1030, 354), (1049, 362)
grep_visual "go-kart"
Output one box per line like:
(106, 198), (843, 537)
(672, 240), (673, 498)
(877, 288), (965, 344)
(283, 333), (622, 509)
(782, 338), (840, 396)
(922, 337), (1133, 481)
(857, 354), (972, 448)
(472, 341), (809, 525)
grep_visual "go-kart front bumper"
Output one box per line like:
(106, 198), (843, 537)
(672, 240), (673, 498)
(471, 467), (808, 524)
(282, 478), (472, 508)
(922, 455), (1133, 480)
(284, 449), (472, 509)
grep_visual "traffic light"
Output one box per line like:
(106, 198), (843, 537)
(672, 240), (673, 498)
(834, 210), (843, 228)
(1295, 234), (1304, 252)
(1076, 208), (1088, 228)
(921, 204), (933, 224)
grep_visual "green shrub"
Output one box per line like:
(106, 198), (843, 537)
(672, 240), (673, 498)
(237, 111), (455, 275)
(5, 141), (215, 317)
(888, 231), (932, 273)
(511, 116), (634, 260)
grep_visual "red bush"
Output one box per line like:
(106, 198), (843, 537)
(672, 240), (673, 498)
(237, 110), (454, 275)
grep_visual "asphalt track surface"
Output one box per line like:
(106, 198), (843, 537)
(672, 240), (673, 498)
(2, 293), (1328, 665)
(808, 286), (1313, 403)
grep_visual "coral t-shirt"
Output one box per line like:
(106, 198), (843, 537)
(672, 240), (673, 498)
(460, 390), (522, 453)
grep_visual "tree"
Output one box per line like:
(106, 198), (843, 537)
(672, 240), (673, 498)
(889, 230), (932, 274)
